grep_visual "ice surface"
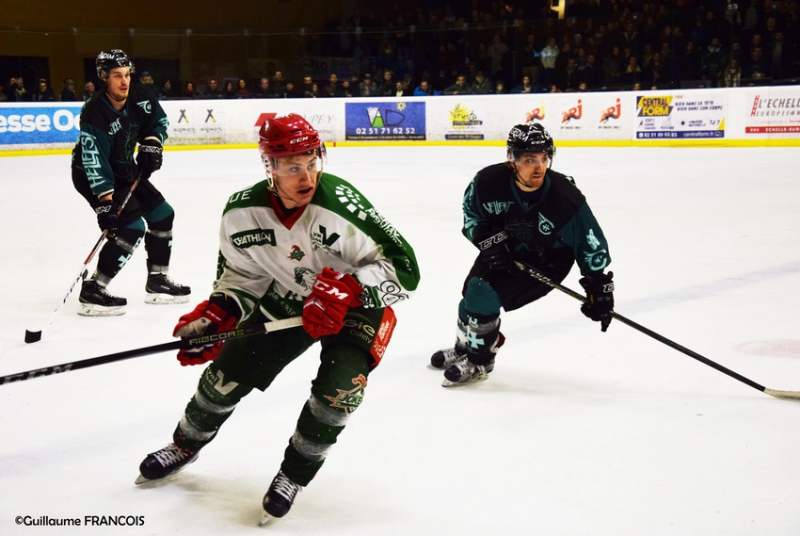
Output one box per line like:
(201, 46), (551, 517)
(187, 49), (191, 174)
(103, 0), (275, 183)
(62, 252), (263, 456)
(1, 145), (799, 535)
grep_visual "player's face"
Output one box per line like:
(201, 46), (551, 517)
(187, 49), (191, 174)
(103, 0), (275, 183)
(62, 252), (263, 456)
(272, 152), (320, 209)
(105, 67), (131, 103)
(512, 151), (549, 191)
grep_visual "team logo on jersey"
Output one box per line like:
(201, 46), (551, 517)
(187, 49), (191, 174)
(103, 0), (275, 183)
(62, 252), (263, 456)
(136, 101), (152, 114)
(586, 229), (601, 250)
(294, 267), (316, 290)
(231, 229), (276, 248)
(324, 374), (367, 414)
(311, 225), (340, 253)
(108, 118), (121, 136)
(483, 200), (514, 214)
(288, 245), (305, 261)
(538, 213), (555, 235)
(583, 249), (609, 271)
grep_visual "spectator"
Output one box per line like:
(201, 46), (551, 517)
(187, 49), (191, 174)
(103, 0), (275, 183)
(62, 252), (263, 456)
(680, 41), (702, 81)
(61, 77), (77, 101)
(202, 78), (224, 99)
(304, 82), (320, 98)
(392, 80), (411, 97)
(223, 81), (236, 99)
(581, 53), (605, 89)
(743, 46), (768, 79)
(494, 80), (507, 94)
(158, 80), (175, 100)
(358, 73), (377, 97)
(234, 78), (251, 98)
(723, 58), (742, 87)
(700, 37), (725, 87)
(560, 59), (580, 92)
(770, 32), (787, 80)
(32, 78), (55, 101)
(3, 77), (18, 101)
(511, 75), (535, 94)
(540, 37), (559, 89)
(469, 71), (492, 94)
(487, 33), (509, 81)
(182, 82), (195, 99)
(300, 76), (314, 97)
(140, 71), (157, 98)
(323, 73), (339, 97)
(603, 46), (624, 87)
(379, 70), (396, 96)
(339, 79), (354, 98)
(622, 56), (643, 87)
(443, 74), (469, 95)
(271, 71), (287, 97)
(254, 77), (273, 98)
(413, 79), (439, 96)
(431, 69), (450, 92)
(83, 81), (96, 101)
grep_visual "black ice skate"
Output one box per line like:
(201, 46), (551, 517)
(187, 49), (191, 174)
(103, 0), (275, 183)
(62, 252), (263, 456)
(442, 356), (495, 387)
(430, 347), (465, 369)
(78, 279), (127, 317)
(144, 272), (191, 305)
(260, 471), (303, 524)
(135, 443), (198, 485)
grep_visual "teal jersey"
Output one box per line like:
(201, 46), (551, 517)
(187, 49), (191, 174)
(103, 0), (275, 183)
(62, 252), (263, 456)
(215, 173), (420, 321)
(462, 162), (610, 276)
(72, 84), (169, 197)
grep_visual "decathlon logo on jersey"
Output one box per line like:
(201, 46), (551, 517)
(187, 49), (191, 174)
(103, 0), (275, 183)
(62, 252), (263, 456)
(231, 229), (276, 248)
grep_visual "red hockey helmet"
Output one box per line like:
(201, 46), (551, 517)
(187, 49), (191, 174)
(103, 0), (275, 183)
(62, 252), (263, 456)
(258, 114), (325, 189)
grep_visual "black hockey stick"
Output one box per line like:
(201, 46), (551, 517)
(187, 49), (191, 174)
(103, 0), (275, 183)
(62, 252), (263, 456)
(515, 261), (800, 400)
(4, 316), (302, 385)
(24, 177), (143, 344)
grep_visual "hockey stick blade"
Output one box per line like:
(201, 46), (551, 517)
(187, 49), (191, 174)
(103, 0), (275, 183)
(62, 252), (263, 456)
(514, 261), (800, 401)
(2, 316), (302, 386)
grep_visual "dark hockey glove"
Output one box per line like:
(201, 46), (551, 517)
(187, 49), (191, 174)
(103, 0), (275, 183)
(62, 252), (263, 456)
(478, 231), (514, 273)
(579, 271), (615, 332)
(136, 137), (163, 180)
(302, 268), (363, 339)
(173, 293), (241, 366)
(95, 200), (121, 231)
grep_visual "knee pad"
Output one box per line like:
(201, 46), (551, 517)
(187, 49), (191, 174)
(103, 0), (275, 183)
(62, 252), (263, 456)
(96, 227), (144, 278)
(464, 277), (502, 317)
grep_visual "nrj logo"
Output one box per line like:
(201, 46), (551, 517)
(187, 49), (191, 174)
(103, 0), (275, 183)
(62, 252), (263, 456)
(526, 103), (545, 122)
(600, 98), (621, 123)
(561, 100), (582, 123)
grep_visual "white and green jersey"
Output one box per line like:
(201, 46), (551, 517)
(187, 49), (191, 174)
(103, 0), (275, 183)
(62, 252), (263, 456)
(214, 173), (420, 321)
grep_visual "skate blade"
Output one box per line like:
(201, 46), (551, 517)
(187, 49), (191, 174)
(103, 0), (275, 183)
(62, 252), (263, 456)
(144, 293), (191, 305)
(77, 304), (126, 317)
(442, 373), (490, 388)
(259, 512), (277, 526)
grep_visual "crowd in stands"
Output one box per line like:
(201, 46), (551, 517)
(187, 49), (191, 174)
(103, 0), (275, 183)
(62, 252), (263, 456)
(3, 0), (798, 103)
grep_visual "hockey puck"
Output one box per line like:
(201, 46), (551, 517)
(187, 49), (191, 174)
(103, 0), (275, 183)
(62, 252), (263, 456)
(24, 330), (42, 344)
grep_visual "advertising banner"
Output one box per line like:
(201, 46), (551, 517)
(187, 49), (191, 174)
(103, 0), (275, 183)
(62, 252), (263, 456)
(345, 101), (426, 140)
(164, 101), (226, 145)
(0, 104), (82, 145)
(634, 93), (725, 139)
(742, 87), (800, 135)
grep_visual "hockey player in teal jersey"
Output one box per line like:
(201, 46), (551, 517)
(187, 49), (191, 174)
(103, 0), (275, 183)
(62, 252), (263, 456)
(431, 122), (614, 386)
(137, 114), (420, 522)
(71, 49), (190, 316)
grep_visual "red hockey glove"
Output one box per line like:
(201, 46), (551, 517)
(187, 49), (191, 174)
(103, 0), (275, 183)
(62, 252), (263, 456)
(579, 271), (615, 332)
(173, 293), (240, 366)
(302, 268), (363, 339)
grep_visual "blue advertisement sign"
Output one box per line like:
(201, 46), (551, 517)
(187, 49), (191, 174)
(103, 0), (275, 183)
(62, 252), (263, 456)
(345, 101), (426, 141)
(0, 104), (83, 145)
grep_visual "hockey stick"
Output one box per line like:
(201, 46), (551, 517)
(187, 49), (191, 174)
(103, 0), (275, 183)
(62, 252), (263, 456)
(24, 177), (143, 344)
(4, 316), (303, 385)
(515, 261), (800, 400)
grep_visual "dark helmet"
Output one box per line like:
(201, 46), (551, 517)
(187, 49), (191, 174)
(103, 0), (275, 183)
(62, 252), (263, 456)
(258, 113), (326, 189)
(506, 122), (555, 162)
(96, 49), (135, 80)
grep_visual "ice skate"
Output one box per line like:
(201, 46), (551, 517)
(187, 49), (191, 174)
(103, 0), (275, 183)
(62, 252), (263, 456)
(144, 272), (191, 304)
(78, 279), (126, 316)
(442, 356), (495, 387)
(430, 347), (465, 370)
(135, 443), (198, 485)
(260, 471), (302, 524)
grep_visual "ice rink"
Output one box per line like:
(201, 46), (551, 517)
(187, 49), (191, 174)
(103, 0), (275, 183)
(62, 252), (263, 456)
(1, 144), (799, 535)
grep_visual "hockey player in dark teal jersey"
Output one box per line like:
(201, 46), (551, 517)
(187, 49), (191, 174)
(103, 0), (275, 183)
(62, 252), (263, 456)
(71, 49), (190, 315)
(431, 122), (615, 386)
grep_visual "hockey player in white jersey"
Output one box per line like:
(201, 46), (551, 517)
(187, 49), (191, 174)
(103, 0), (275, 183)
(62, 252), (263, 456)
(136, 114), (420, 523)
